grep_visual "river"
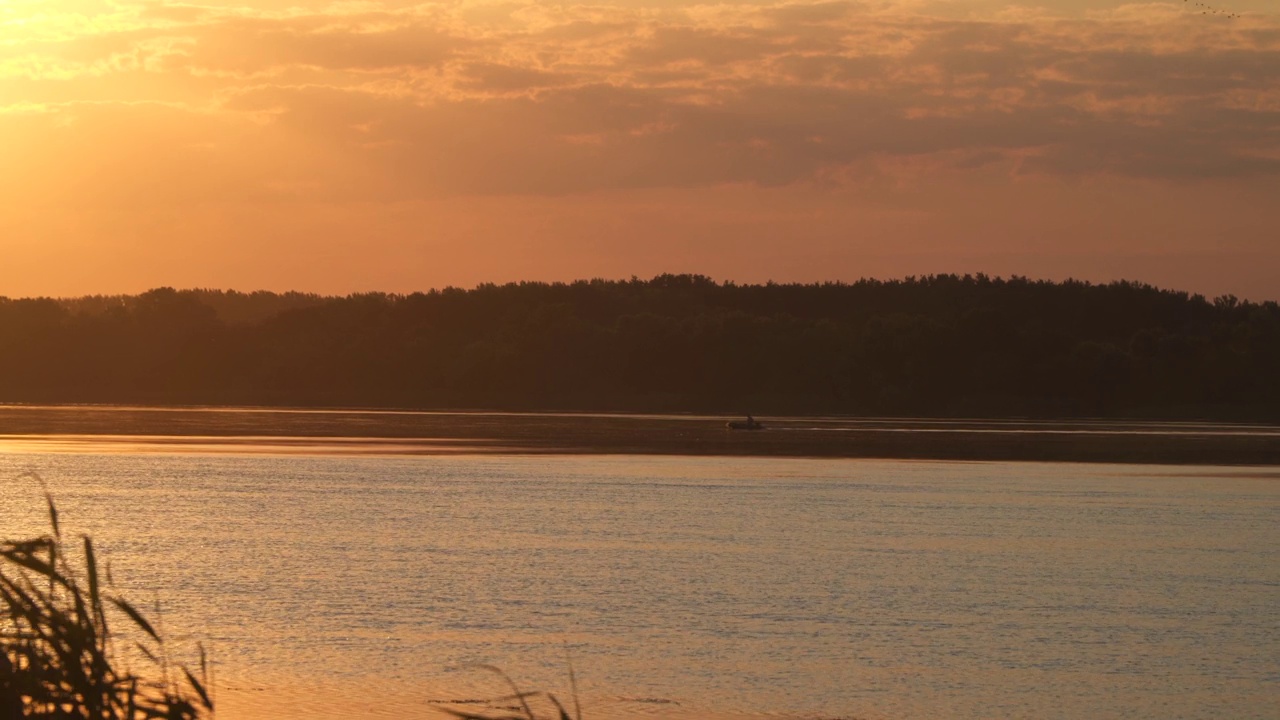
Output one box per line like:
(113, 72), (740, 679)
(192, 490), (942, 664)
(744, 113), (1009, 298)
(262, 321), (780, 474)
(0, 426), (1277, 719)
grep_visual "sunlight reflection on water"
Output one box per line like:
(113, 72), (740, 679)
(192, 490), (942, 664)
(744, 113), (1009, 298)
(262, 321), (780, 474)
(0, 450), (1276, 720)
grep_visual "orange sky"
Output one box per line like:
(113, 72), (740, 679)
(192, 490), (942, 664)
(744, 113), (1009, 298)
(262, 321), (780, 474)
(2, 0), (1278, 300)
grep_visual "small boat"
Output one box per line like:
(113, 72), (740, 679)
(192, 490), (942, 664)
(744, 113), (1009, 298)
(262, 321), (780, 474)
(726, 415), (765, 430)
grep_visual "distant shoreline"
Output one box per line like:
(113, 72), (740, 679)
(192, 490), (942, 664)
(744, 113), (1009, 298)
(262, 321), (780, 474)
(1, 404), (1278, 466)
(7, 277), (1280, 424)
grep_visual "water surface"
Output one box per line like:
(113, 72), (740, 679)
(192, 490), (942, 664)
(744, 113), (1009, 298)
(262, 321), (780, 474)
(0, 445), (1276, 719)
(2, 404), (1279, 463)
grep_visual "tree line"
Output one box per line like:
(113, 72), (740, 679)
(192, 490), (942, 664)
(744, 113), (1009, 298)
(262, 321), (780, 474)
(1, 274), (1277, 420)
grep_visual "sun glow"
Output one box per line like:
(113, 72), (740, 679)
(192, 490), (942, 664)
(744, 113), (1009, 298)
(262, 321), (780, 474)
(1, 0), (1279, 299)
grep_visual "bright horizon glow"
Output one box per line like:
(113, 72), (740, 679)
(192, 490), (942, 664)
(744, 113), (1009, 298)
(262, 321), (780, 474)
(2, 0), (1278, 300)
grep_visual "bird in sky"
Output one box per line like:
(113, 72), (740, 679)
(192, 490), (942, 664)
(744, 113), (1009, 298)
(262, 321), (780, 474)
(1185, 0), (1241, 18)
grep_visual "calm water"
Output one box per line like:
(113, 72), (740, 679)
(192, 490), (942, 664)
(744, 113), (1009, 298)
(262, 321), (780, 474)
(0, 447), (1277, 719)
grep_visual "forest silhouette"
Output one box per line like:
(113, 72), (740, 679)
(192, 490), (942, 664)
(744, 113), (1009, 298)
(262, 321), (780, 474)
(3, 274), (1278, 420)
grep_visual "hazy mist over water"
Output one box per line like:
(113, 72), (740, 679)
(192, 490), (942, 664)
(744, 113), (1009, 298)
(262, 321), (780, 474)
(0, 448), (1276, 720)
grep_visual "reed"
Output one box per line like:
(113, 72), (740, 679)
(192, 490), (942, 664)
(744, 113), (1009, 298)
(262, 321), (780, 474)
(1, 484), (576, 720)
(432, 664), (582, 720)
(0, 487), (213, 719)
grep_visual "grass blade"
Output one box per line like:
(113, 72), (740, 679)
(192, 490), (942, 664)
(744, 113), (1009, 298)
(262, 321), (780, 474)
(183, 667), (214, 710)
(110, 597), (161, 643)
(473, 664), (536, 720)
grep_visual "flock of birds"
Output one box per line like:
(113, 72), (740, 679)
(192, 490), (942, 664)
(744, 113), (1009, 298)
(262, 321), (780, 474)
(1185, 0), (1241, 19)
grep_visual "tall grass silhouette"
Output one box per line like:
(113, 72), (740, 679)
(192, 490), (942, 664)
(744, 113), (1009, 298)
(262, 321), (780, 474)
(432, 663), (583, 720)
(0, 486), (213, 719)
(1, 481), (579, 720)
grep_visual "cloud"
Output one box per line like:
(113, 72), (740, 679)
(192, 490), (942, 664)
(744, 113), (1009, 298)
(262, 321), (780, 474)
(455, 62), (575, 93)
(1, 0), (1278, 199)
(173, 17), (467, 75)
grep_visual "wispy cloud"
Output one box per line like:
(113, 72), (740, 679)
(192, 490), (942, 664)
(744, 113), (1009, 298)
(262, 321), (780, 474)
(2, 1), (1278, 197)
